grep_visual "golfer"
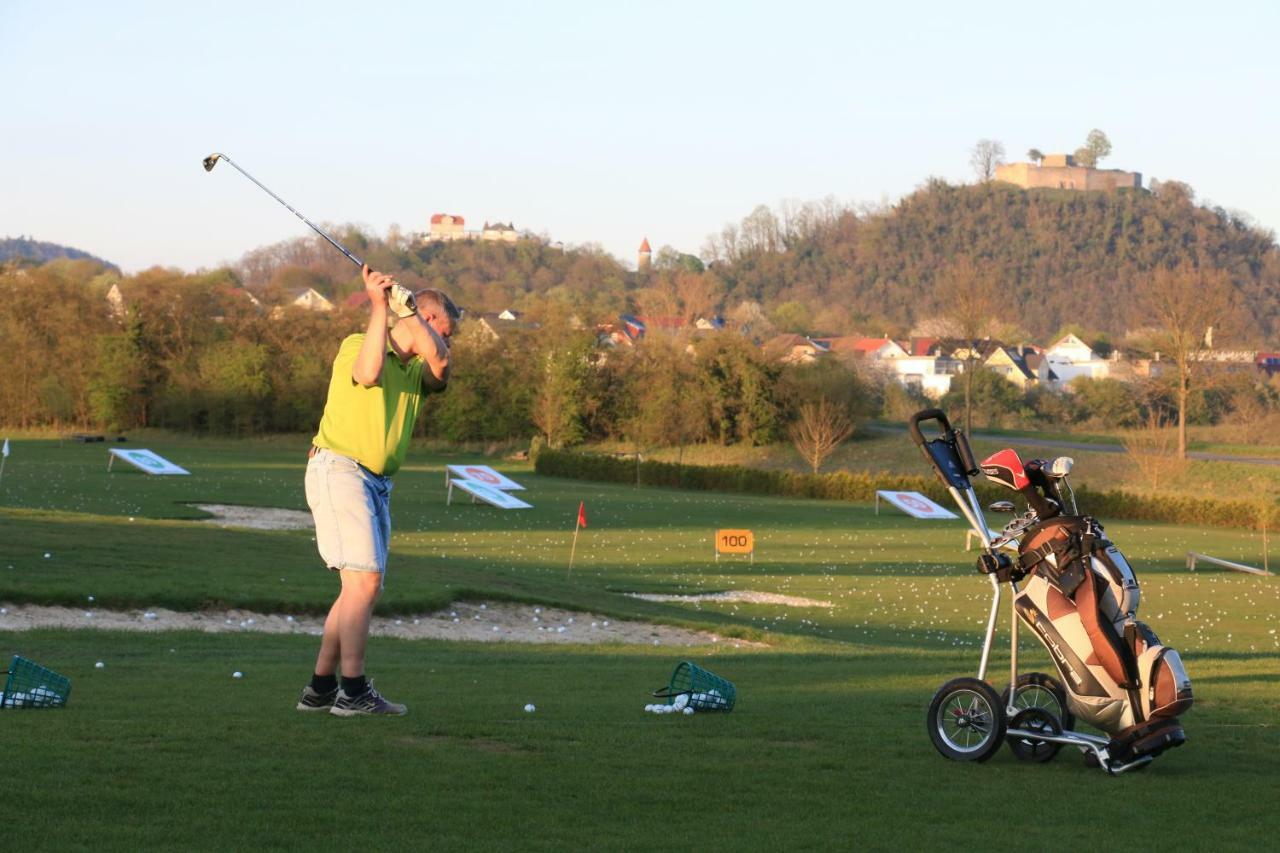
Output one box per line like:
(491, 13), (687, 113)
(297, 265), (458, 716)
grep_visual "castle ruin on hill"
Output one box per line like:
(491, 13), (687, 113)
(996, 153), (1141, 191)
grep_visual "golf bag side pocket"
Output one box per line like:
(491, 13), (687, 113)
(1133, 629), (1194, 720)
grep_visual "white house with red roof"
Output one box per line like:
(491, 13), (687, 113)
(823, 336), (954, 398)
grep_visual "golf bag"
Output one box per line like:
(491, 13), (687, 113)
(981, 449), (1193, 755)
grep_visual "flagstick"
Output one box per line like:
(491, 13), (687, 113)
(567, 520), (581, 577)
(0, 455), (6, 487)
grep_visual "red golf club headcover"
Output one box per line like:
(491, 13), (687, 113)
(979, 449), (1029, 491)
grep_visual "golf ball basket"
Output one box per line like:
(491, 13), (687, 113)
(653, 661), (735, 711)
(2, 655), (71, 709)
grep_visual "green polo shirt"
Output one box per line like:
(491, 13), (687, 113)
(311, 334), (426, 476)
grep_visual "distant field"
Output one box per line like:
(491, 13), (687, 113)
(1, 434), (1277, 850)
(633, 429), (1280, 506)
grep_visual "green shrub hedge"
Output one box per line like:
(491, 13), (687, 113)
(535, 449), (1280, 530)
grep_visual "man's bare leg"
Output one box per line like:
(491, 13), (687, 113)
(313, 594), (344, 677)
(337, 569), (383, 679)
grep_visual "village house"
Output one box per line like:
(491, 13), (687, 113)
(1045, 333), (1111, 383)
(764, 333), (831, 364)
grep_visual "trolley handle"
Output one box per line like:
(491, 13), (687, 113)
(908, 408), (951, 447)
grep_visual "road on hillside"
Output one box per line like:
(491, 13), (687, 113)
(867, 424), (1280, 467)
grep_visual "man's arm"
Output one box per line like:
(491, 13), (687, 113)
(352, 266), (393, 386)
(392, 314), (450, 387)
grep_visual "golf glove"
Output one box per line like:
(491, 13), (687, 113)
(388, 284), (418, 319)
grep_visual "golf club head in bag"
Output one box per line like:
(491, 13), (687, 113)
(980, 449), (1060, 520)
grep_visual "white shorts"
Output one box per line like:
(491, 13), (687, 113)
(304, 448), (392, 576)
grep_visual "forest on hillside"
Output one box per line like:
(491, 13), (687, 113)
(702, 180), (1280, 342)
(6, 175), (1280, 442)
(225, 179), (1280, 346)
(0, 236), (118, 271)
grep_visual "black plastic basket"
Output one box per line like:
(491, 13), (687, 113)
(2, 655), (71, 709)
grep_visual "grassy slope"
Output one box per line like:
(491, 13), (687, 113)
(1, 435), (1277, 850)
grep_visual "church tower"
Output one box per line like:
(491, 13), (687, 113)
(638, 237), (652, 271)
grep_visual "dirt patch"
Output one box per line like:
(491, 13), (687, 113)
(0, 601), (742, 647)
(191, 504), (313, 531)
(625, 591), (832, 608)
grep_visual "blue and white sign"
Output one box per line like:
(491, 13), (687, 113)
(445, 464), (525, 490)
(108, 448), (190, 476)
(448, 478), (532, 509)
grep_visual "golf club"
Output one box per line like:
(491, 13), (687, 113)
(202, 152), (365, 268)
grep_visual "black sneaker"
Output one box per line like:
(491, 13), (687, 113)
(330, 682), (407, 717)
(296, 685), (339, 712)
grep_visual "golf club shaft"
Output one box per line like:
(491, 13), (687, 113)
(209, 154), (364, 269)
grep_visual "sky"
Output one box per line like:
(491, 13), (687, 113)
(2, 0), (1278, 274)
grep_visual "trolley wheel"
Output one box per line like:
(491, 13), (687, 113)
(1001, 672), (1075, 731)
(927, 677), (1006, 762)
(1007, 707), (1063, 762)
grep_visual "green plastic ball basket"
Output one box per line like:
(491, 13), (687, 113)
(2, 655), (71, 709)
(652, 661), (735, 711)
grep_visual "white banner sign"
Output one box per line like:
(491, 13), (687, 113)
(445, 464), (525, 491)
(448, 478), (532, 509)
(875, 490), (957, 519)
(108, 448), (190, 476)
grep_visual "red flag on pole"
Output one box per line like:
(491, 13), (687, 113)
(577, 501), (587, 529)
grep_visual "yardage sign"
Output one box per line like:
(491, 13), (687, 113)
(107, 448), (190, 476)
(444, 464), (525, 491)
(716, 529), (755, 562)
(874, 490), (957, 520)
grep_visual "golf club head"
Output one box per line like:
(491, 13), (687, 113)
(202, 153), (223, 172)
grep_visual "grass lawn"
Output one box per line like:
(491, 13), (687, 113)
(1, 434), (1278, 850)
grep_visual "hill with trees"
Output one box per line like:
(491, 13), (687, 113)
(703, 180), (1280, 342)
(0, 236), (118, 271)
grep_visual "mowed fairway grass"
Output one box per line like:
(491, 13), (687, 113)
(1, 435), (1278, 851)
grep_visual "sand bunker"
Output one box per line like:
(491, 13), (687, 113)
(192, 504), (313, 531)
(625, 591), (832, 608)
(0, 601), (738, 646)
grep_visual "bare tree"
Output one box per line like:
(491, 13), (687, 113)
(790, 398), (854, 474)
(937, 257), (999, 433)
(1134, 262), (1237, 458)
(970, 139), (1006, 182)
(1122, 411), (1186, 490)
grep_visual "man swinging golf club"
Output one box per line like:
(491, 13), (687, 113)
(297, 265), (459, 716)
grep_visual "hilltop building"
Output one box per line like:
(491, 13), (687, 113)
(427, 213), (467, 241)
(481, 222), (518, 243)
(996, 153), (1140, 192)
(424, 214), (525, 243)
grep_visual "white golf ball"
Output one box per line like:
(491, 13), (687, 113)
(672, 694), (689, 710)
(644, 704), (655, 712)
(43, 553), (51, 559)
(523, 703), (536, 713)
(233, 671), (243, 679)
(94, 661), (104, 669)
(683, 707), (695, 715)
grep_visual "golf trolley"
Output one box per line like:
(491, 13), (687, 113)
(909, 409), (1193, 774)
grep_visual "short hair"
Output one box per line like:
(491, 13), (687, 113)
(414, 288), (462, 323)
